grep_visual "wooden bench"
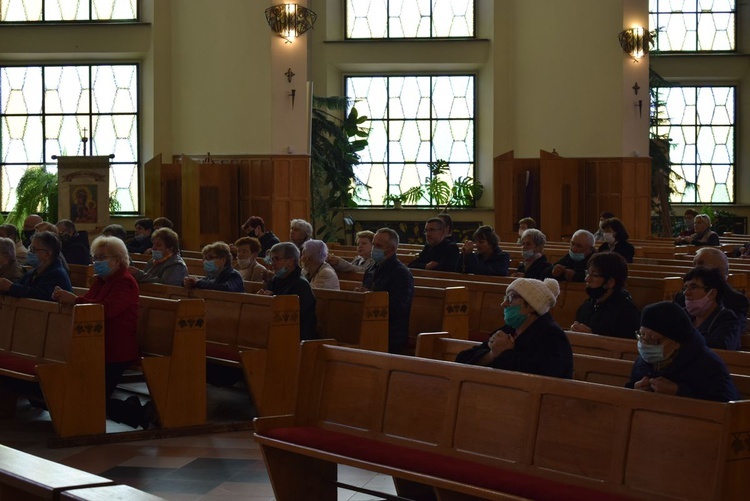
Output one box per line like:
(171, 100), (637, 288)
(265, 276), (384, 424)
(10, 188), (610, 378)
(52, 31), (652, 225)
(314, 289), (389, 352)
(0, 296), (106, 437)
(137, 282), (301, 417)
(67, 263), (93, 288)
(566, 330), (750, 377)
(416, 333), (750, 399)
(255, 341), (750, 501)
(134, 295), (207, 428)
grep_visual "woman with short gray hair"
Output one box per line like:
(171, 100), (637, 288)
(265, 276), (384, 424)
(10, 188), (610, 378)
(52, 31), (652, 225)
(0, 237), (23, 282)
(301, 240), (340, 290)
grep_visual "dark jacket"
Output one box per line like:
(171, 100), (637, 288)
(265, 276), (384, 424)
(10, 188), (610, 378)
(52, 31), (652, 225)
(267, 266), (317, 341)
(132, 253), (189, 286)
(259, 231), (280, 257)
(691, 229), (720, 247)
(195, 265), (244, 293)
(455, 313), (574, 379)
(598, 240), (635, 263)
(544, 252), (593, 282)
(626, 327), (739, 402)
(75, 266), (139, 363)
(674, 286), (748, 338)
(363, 254), (414, 354)
(516, 255), (553, 280)
(7, 258), (72, 301)
(408, 239), (460, 272)
(61, 231), (91, 266)
(575, 289), (640, 338)
(463, 247), (510, 276)
(126, 234), (152, 254)
(689, 304), (741, 351)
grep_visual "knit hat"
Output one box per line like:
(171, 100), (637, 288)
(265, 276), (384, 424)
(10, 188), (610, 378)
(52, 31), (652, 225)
(507, 278), (560, 315)
(640, 301), (692, 343)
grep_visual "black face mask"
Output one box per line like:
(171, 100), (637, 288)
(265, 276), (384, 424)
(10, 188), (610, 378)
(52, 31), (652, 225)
(586, 286), (609, 300)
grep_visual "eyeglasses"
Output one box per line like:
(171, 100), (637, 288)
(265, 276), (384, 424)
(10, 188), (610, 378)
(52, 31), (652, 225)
(503, 293), (522, 304)
(270, 256), (289, 262)
(634, 330), (662, 345)
(92, 254), (113, 261)
(28, 247), (50, 254)
(424, 228), (441, 233)
(204, 256), (218, 261)
(682, 284), (710, 294)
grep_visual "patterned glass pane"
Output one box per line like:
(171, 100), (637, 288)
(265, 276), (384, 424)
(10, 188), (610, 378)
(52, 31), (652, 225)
(0, 64), (139, 212)
(1, 67), (42, 114)
(649, 0), (735, 51)
(1, 0), (135, 21)
(347, 75), (475, 206)
(651, 86), (735, 203)
(347, 0), (474, 39)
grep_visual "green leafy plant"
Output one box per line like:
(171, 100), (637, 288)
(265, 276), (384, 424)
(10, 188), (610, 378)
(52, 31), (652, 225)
(310, 96), (370, 242)
(383, 159), (483, 210)
(4, 166), (58, 227)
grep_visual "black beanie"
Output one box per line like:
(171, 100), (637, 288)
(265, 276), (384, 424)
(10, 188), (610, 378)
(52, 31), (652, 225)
(640, 301), (692, 343)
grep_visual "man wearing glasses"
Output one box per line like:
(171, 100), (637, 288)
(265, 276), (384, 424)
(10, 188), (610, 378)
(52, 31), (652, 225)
(407, 217), (460, 272)
(0, 231), (71, 301)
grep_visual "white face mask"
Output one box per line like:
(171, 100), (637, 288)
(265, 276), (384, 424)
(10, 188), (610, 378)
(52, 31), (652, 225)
(237, 258), (252, 268)
(603, 232), (615, 245)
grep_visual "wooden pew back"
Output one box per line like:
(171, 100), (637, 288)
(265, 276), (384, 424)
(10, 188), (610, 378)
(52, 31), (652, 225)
(266, 342), (750, 501)
(314, 289), (389, 352)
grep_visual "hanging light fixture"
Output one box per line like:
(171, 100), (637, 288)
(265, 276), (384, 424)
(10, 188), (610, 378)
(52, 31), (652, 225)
(265, 3), (317, 43)
(618, 27), (654, 62)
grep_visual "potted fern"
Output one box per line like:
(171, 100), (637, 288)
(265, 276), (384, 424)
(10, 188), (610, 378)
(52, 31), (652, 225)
(382, 159), (483, 210)
(4, 166), (58, 227)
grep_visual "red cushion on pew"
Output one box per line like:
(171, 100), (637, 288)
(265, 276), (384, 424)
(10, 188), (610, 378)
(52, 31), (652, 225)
(0, 354), (39, 376)
(261, 427), (636, 501)
(205, 343), (241, 362)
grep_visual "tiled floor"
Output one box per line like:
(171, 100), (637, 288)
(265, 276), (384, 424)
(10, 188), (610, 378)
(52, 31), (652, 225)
(0, 384), (398, 501)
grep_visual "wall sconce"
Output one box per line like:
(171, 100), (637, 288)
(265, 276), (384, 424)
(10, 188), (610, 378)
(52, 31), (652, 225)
(618, 27), (654, 62)
(265, 3), (317, 43)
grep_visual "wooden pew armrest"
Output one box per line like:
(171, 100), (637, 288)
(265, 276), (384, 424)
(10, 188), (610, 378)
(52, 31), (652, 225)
(253, 414), (296, 433)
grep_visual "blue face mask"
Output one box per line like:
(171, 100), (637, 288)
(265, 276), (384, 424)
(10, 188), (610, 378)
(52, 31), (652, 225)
(203, 260), (217, 274)
(371, 248), (386, 263)
(522, 249), (538, 260)
(503, 304), (528, 329)
(569, 250), (586, 262)
(637, 341), (666, 364)
(94, 260), (111, 277)
(151, 250), (164, 261)
(274, 267), (288, 278)
(26, 251), (40, 268)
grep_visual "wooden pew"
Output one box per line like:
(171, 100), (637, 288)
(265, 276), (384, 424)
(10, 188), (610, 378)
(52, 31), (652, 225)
(0, 443), (115, 500)
(314, 289), (389, 352)
(566, 330), (750, 377)
(0, 297), (106, 438)
(61, 485), (165, 500)
(255, 341), (750, 501)
(137, 282), (300, 417)
(134, 295), (207, 428)
(67, 263), (93, 288)
(416, 333), (750, 398)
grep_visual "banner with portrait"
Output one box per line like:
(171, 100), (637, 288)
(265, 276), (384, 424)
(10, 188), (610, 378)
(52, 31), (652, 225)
(56, 155), (111, 232)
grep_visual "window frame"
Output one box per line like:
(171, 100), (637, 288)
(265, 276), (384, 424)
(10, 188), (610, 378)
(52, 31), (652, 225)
(0, 62), (141, 214)
(648, 0), (736, 53)
(344, 0), (476, 40)
(0, 0), (139, 23)
(650, 83), (737, 205)
(344, 72), (478, 208)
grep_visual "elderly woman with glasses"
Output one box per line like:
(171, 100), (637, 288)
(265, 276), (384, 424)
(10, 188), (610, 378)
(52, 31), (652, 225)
(628, 301), (738, 402)
(0, 237), (23, 282)
(52, 236), (150, 428)
(129, 228), (188, 286)
(455, 277), (573, 379)
(0, 231), (71, 300)
(184, 241), (244, 292)
(681, 266), (741, 350)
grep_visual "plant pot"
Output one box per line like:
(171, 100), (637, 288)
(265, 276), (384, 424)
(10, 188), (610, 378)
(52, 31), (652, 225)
(393, 200), (402, 209)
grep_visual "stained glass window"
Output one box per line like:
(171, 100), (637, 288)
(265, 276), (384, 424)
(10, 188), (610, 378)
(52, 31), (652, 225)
(346, 0), (473, 39)
(346, 75), (475, 206)
(651, 86), (734, 203)
(649, 0), (735, 52)
(1, 64), (139, 212)
(1, 0), (137, 21)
